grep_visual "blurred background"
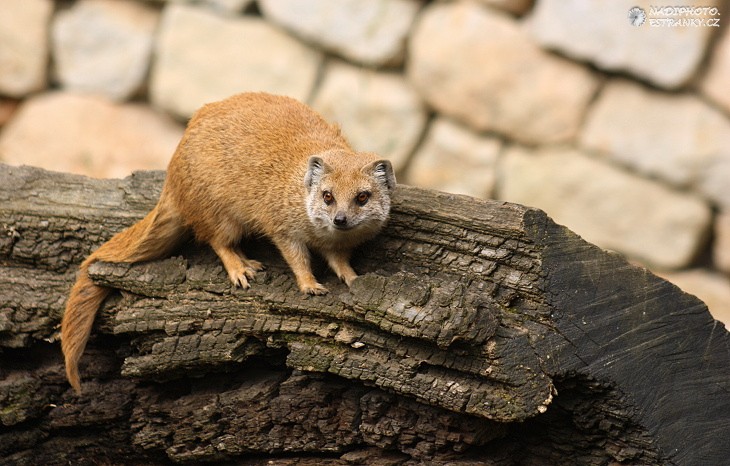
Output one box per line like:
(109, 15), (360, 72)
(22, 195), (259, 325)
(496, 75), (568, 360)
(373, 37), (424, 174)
(1, 0), (729, 325)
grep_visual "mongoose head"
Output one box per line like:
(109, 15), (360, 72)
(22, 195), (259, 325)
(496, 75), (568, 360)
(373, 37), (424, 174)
(304, 151), (396, 238)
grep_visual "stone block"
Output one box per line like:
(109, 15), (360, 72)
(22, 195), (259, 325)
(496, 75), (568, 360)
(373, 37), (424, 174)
(0, 0), (53, 97)
(259, 0), (419, 67)
(498, 147), (711, 269)
(52, 0), (159, 101)
(311, 61), (427, 171)
(701, 27), (730, 114)
(581, 79), (730, 209)
(0, 92), (184, 179)
(407, 1), (598, 145)
(406, 118), (501, 198)
(527, 0), (717, 89)
(150, 4), (321, 119)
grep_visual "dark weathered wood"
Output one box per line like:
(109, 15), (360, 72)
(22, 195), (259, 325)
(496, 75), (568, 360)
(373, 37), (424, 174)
(1, 163), (728, 465)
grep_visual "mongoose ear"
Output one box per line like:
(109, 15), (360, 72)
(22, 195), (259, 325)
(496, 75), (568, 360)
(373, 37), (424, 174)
(363, 159), (396, 191)
(304, 156), (329, 190)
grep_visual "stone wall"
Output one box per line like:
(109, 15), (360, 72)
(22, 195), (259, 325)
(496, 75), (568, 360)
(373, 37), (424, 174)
(1, 0), (729, 325)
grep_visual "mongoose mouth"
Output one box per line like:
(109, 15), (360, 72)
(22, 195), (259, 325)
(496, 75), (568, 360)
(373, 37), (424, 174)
(332, 224), (355, 231)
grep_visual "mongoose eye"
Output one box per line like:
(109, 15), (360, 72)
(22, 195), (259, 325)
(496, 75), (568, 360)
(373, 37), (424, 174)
(322, 191), (334, 205)
(356, 191), (370, 206)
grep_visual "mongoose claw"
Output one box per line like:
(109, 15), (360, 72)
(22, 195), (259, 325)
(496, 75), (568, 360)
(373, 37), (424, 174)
(230, 273), (251, 289)
(302, 282), (329, 295)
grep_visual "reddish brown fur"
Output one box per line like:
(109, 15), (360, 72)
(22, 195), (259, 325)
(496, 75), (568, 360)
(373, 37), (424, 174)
(61, 92), (395, 393)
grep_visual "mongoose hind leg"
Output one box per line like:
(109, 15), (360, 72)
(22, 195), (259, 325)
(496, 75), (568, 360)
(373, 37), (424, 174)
(233, 246), (265, 274)
(210, 241), (263, 288)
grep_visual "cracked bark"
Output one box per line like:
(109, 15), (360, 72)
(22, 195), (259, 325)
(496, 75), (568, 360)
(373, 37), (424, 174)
(1, 163), (728, 465)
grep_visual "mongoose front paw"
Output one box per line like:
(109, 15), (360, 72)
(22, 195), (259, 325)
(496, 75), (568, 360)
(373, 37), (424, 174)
(301, 282), (329, 295)
(340, 272), (358, 287)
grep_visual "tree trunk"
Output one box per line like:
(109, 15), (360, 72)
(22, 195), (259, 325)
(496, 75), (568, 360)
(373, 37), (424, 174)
(1, 163), (728, 465)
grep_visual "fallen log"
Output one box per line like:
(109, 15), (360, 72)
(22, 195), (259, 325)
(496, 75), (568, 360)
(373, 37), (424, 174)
(0, 163), (728, 465)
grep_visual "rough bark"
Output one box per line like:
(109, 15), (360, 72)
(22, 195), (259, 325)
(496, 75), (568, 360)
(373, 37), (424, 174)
(0, 163), (728, 465)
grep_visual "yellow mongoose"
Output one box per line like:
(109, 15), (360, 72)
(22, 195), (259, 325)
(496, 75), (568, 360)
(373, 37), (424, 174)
(61, 92), (396, 393)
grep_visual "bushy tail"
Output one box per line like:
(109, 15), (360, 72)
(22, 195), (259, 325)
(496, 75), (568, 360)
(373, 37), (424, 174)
(61, 197), (187, 393)
(61, 260), (111, 393)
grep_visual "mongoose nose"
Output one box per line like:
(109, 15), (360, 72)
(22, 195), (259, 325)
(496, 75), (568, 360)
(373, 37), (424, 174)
(333, 212), (347, 227)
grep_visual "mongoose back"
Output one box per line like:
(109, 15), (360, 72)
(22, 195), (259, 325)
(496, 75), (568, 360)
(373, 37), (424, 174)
(61, 92), (396, 393)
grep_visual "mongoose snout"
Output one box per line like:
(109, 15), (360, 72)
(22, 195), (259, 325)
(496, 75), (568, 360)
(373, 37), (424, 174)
(334, 212), (348, 227)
